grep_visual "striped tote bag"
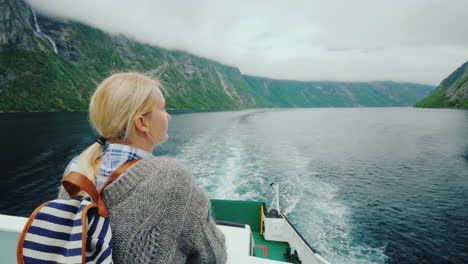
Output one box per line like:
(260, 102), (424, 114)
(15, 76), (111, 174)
(17, 160), (139, 264)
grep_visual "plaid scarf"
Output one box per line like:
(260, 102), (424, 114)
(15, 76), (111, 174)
(66, 143), (153, 189)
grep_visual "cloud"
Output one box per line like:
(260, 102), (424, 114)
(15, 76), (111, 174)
(27, 0), (468, 85)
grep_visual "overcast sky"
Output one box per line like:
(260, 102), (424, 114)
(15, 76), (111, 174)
(28, 0), (468, 85)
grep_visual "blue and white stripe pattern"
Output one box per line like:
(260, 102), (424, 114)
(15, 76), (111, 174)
(21, 196), (112, 264)
(20, 144), (152, 263)
(67, 143), (153, 189)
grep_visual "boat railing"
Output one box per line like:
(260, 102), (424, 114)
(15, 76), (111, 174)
(263, 213), (330, 264)
(265, 183), (330, 264)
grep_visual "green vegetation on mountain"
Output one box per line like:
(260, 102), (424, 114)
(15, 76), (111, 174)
(0, 44), (94, 111)
(245, 76), (434, 107)
(0, 0), (436, 111)
(415, 62), (468, 109)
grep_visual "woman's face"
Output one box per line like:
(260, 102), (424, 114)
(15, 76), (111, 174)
(147, 89), (171, 146)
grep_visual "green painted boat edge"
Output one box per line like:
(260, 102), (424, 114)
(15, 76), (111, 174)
(210, 199), (297, 263)
(210, 199), (264, 232)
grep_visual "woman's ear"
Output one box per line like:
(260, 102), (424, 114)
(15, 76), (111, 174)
(134, 114), (150, 134)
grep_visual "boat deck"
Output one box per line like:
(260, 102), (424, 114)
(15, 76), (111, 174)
(211, 199), (298, 263)
(1, 200), (323, 264)
(253, 231), (291, 262)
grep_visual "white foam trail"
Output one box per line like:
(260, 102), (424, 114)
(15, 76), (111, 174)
(214, 141), (242, 199)
(175, 111), (260, 201)
(174, 109), (387, 263)
(31, 7), (58, 54)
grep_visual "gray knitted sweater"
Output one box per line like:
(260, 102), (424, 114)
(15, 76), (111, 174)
(58, 156), (227, 264)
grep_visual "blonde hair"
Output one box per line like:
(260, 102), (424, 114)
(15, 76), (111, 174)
(76, 72), (164, 184)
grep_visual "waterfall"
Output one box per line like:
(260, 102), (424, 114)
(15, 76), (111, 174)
(43, 34), (58, 54)
(31, 7), (58, 54)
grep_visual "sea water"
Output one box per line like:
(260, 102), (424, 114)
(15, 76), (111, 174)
(1, 108), (467, 264)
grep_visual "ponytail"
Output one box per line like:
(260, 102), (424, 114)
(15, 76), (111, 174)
(76, 142), (104, 184)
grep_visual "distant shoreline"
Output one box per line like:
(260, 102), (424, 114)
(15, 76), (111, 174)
(3, 106), (464, 114)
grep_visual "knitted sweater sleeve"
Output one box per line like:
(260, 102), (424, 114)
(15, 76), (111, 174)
(182, 184), (227, 264)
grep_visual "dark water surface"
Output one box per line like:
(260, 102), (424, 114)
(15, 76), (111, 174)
(1, 108), (467, 264)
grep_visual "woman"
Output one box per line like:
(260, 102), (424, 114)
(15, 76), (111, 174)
(57, 72), (227, 263)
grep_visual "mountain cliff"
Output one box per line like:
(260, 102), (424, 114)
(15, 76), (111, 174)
(414, 62), (468, 108)
(1, 0), (435, 111)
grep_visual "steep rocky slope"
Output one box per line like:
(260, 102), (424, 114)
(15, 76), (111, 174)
(415, 61), (468, 108)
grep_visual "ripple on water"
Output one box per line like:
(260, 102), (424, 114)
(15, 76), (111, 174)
(3, 108), (467, 264)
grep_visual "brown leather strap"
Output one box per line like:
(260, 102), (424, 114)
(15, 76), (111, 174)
(99, 159), (140, 193)
(81, 203), (97, 264)
(62, 172), (99, 202)
(17, 200), (52, 264)
(96, 159), (140, 217)
(62, 159), (140, 217)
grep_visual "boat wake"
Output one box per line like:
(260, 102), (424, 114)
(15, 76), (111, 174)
(174, 109), (387, 264)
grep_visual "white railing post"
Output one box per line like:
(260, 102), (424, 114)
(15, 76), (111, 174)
(268, 183), (281, 214)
